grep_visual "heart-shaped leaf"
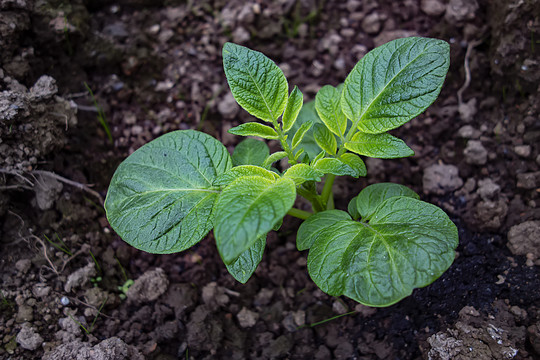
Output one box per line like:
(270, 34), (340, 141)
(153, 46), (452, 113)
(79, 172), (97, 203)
(341, 37), (450, 134)
(296, 209), (351, 251)
(355, 183), (419, 220)
(307, 196), (458, 306)
(105, 130), (232, 254)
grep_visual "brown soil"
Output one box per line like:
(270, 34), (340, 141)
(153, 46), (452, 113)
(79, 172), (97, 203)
(1, 0), (539, 359)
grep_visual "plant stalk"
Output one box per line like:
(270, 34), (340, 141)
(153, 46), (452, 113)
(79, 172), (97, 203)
(287, 207), (312, 220)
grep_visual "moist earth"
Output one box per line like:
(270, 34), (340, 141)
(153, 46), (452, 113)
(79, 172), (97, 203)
(1, 0), (539, 359)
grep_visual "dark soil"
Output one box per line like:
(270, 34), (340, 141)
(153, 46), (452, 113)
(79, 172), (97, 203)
(1, 0), (539, 359)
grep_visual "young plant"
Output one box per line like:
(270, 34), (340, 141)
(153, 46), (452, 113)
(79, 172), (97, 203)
(105, 37), (458, 307)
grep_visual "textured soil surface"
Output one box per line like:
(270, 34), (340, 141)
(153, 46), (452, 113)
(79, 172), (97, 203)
(1, 0), (539, 359)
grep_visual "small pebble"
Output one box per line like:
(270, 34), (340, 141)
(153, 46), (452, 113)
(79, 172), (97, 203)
(60, 296), (70, 306)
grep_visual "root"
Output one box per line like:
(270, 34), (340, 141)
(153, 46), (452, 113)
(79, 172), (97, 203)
(457, 39), (483, 107)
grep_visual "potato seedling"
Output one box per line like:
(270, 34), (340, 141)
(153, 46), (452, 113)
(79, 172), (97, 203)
(105, 37), (458, 307)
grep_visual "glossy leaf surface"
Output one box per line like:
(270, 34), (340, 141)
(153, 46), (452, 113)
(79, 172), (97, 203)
(232, 138), (270, 166)
(105, 130), (231, 254)
(315, 85), (347, 137)
(355, 183), (419, 220)
(223, 43), (288, 123)
(228, 122), (279, 140)
(307, 196), (458, 306)
(226, 236), (265, 283)
(214, 176), (296, 263)
(296, 210), (351, 251)
(345, 132), (414, 159)
(341, 37), (450, 134)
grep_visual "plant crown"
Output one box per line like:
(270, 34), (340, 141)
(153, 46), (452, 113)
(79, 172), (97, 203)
(105, 37), (458, 307)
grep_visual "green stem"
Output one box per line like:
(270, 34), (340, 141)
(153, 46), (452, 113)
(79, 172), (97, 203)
(287, 207), (312, 220)
(297, 186), (325, 213)
(272, 119), (296, 166)
(320, 117), (363, 208)
(320, 174), (335, 206)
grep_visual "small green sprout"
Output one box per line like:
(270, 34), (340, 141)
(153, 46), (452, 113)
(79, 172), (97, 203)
(104, 37), (458, 307)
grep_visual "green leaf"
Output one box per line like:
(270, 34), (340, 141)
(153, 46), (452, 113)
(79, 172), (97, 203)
(341, 37), (450, 134)
(315, 85), (347, 137)
(286, 101), (324, 159)
(228, 123), (279, 140)
(347, 196), (360, 220)
(345, 132), (414, 159)
(283, 164), (324, 185)
(273, 217), (283, 231)
(262, 151), (288, 169)
(296, 210), (351, 251)
(313, 157), (359, 177)
(232, 138), (269, 166)
(282, 86), (304, 133)
(307, 196), (458, 306)
(214, 176), (296, 263)
(223, 42), (288, 123)
(355, 183), (419, 220)
(313, 124), (337, 155)
(225, 236), (265, 283)
(213, 165), (279, 187)
(105, 130), (232, 254)
(339, 153), (367, 177)
(292, 120), (313, 150)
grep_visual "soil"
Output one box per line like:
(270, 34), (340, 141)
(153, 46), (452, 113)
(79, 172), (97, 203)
(1, 0), (539, 359)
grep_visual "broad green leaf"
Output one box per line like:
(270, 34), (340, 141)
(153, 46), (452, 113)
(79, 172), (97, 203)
(223, 42), (288, 123)
(296, 210), (351, 251)
(307, 196), (458, 306)
(225, 236), (265, 283)
(283, 164), (324, 185)
(282, 86), (304, 133)
(341, 37), (450, 134)
(345, 132), (414, 159)
(348, 196), (360, 220)
(105, 130), (231, 254)
(315, 85), (347, 137)
(262, 151), (288, 169)
(214, 176), (296, 263)
(232, 138), (269, 166)
(228, 123), (279, 140)
(339, 153), (367, 177)
(292, 120), (313, 150)
(355, 183), (419, 220)
(213, 165), (279, 187)
(313, 157), (359, 177)
(313, 124), (337, 155)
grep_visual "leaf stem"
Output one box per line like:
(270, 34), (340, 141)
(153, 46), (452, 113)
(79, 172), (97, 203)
(272, 119), (296, 166)
(287, 207), (312, 220)
(320, 174), (335, 206)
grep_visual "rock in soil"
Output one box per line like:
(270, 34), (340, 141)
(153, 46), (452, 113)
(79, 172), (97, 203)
(423, 163), (463, 195)
(426, 302), (524, 359)
(64, 263), (96, 293)
(507, 221), (540, 262)
(464, 140), (488, 165)
(127, 267), (169, 304)
(236, 307), (259, 328)
(16, 322), (43, 351)
(42, 337), (144, 360)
